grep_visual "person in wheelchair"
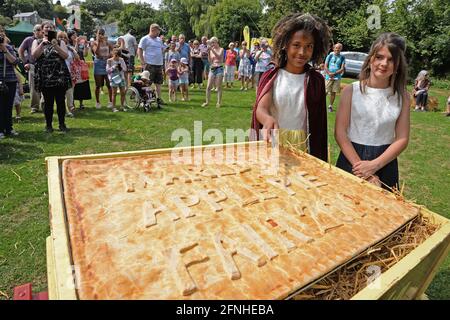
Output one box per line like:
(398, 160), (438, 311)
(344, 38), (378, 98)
(131, 70), (157, 111)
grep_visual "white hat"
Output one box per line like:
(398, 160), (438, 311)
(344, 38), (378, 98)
(180, 57), (188, 65)
(140, 70), (150, 81)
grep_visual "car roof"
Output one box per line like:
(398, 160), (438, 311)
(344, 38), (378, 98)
(341, 51), (368, 56)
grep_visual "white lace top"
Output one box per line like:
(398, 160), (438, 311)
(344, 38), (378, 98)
(348, 81), (402, 146)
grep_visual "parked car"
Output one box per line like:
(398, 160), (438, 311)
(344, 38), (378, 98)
(340, 51), (368, 77)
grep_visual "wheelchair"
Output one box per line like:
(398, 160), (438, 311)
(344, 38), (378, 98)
(125, 85), (160, 112)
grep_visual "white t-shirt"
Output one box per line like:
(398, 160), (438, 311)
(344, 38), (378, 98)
(270, 69), (307, 131)
(138, 35), (165, 66)
(122, 33), (137, 56)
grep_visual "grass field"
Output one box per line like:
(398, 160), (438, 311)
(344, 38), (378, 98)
(0, 74), (449, 300)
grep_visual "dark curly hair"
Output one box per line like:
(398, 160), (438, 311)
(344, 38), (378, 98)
(271, 13), (332, 68)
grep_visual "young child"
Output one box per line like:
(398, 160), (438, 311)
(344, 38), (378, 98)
(178, 57), (190, 101)
(131, 70), (154, 111)
(107, 48), (127, 112)
(251, 13), (331, 162)
(166, 58), (179, 102)
(13, 70), (24, 121)
(335, 32), (410, 190)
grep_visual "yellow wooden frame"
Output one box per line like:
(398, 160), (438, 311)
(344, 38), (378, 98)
(45, 142), (450, 300)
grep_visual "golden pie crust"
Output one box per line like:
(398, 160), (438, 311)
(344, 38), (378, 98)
(62, 145), (418, 299)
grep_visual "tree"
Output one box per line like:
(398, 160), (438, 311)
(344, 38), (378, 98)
(53, 4), (70, 20)
(104, 9), (122, 24)
(381, 0), (450, 77)
(117, 3), (159, 38)
(0, 0), (54, 19)
(160, 0), (195, 39)
(0, 15), (12, 26)
(209, 0), (262, 42)
(179, 0), (217, 37)
(83, 0), (124, 18)
(79, 8), (96, 37)
(260, 0), (367, 39)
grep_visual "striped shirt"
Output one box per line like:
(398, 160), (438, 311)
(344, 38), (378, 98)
(0, 45), (18, 82)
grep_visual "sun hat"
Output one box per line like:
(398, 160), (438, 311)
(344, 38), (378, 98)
(140, 70), (150, 81)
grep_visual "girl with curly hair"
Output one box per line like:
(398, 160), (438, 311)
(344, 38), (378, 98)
(251, 13), (331, 161)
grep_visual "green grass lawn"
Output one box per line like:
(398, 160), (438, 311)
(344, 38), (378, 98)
(0, 75), (449, 300)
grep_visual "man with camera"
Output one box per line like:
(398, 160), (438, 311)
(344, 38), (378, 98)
(18, 24), (43, 114)
(0, 30), (19, 139)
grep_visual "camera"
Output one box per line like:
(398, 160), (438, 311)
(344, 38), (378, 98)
(0, 80), (9, 95)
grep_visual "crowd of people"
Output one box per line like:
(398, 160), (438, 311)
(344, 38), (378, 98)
(0, 21), (282, 138)
(1, 18), (449, 188)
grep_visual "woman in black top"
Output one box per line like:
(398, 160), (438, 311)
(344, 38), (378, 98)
(190, 40), (204, 89)
(0, 29), (19, 139)
(32, 22), (71, 133)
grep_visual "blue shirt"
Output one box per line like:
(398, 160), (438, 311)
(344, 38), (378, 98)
(325, 53), (345, 80)
(0, 45), (18, 82)
(166, 51), (180, 64)
(178, 43), (190, 60)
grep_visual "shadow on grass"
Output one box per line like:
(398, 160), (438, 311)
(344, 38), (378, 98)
(0, 127), (122, 164)
(427, 267), (450, 300)
(0, 141), (45, 164)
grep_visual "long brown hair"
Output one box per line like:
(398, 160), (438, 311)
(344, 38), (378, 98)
(271, 13), (331, 68)
(359, 32), (407, 99)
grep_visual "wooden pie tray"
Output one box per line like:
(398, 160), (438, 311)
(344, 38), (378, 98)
(45, 142), (450, 299)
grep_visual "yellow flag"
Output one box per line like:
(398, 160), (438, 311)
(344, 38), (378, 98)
(243, 26), (250, 45)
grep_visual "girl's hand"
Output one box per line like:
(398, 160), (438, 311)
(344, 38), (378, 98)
(51, 39), (58, 46)
(352, 160), (381, 179)
(261, 116), (279, 142)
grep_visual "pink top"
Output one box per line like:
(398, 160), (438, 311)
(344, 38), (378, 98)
(225, 49), (237, 66)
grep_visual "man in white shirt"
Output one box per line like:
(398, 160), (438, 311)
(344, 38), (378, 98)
(121, 29), (138, 85)
(137, 23), (166, 106)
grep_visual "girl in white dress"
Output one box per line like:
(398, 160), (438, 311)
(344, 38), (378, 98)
(238, 41), (252, 91)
